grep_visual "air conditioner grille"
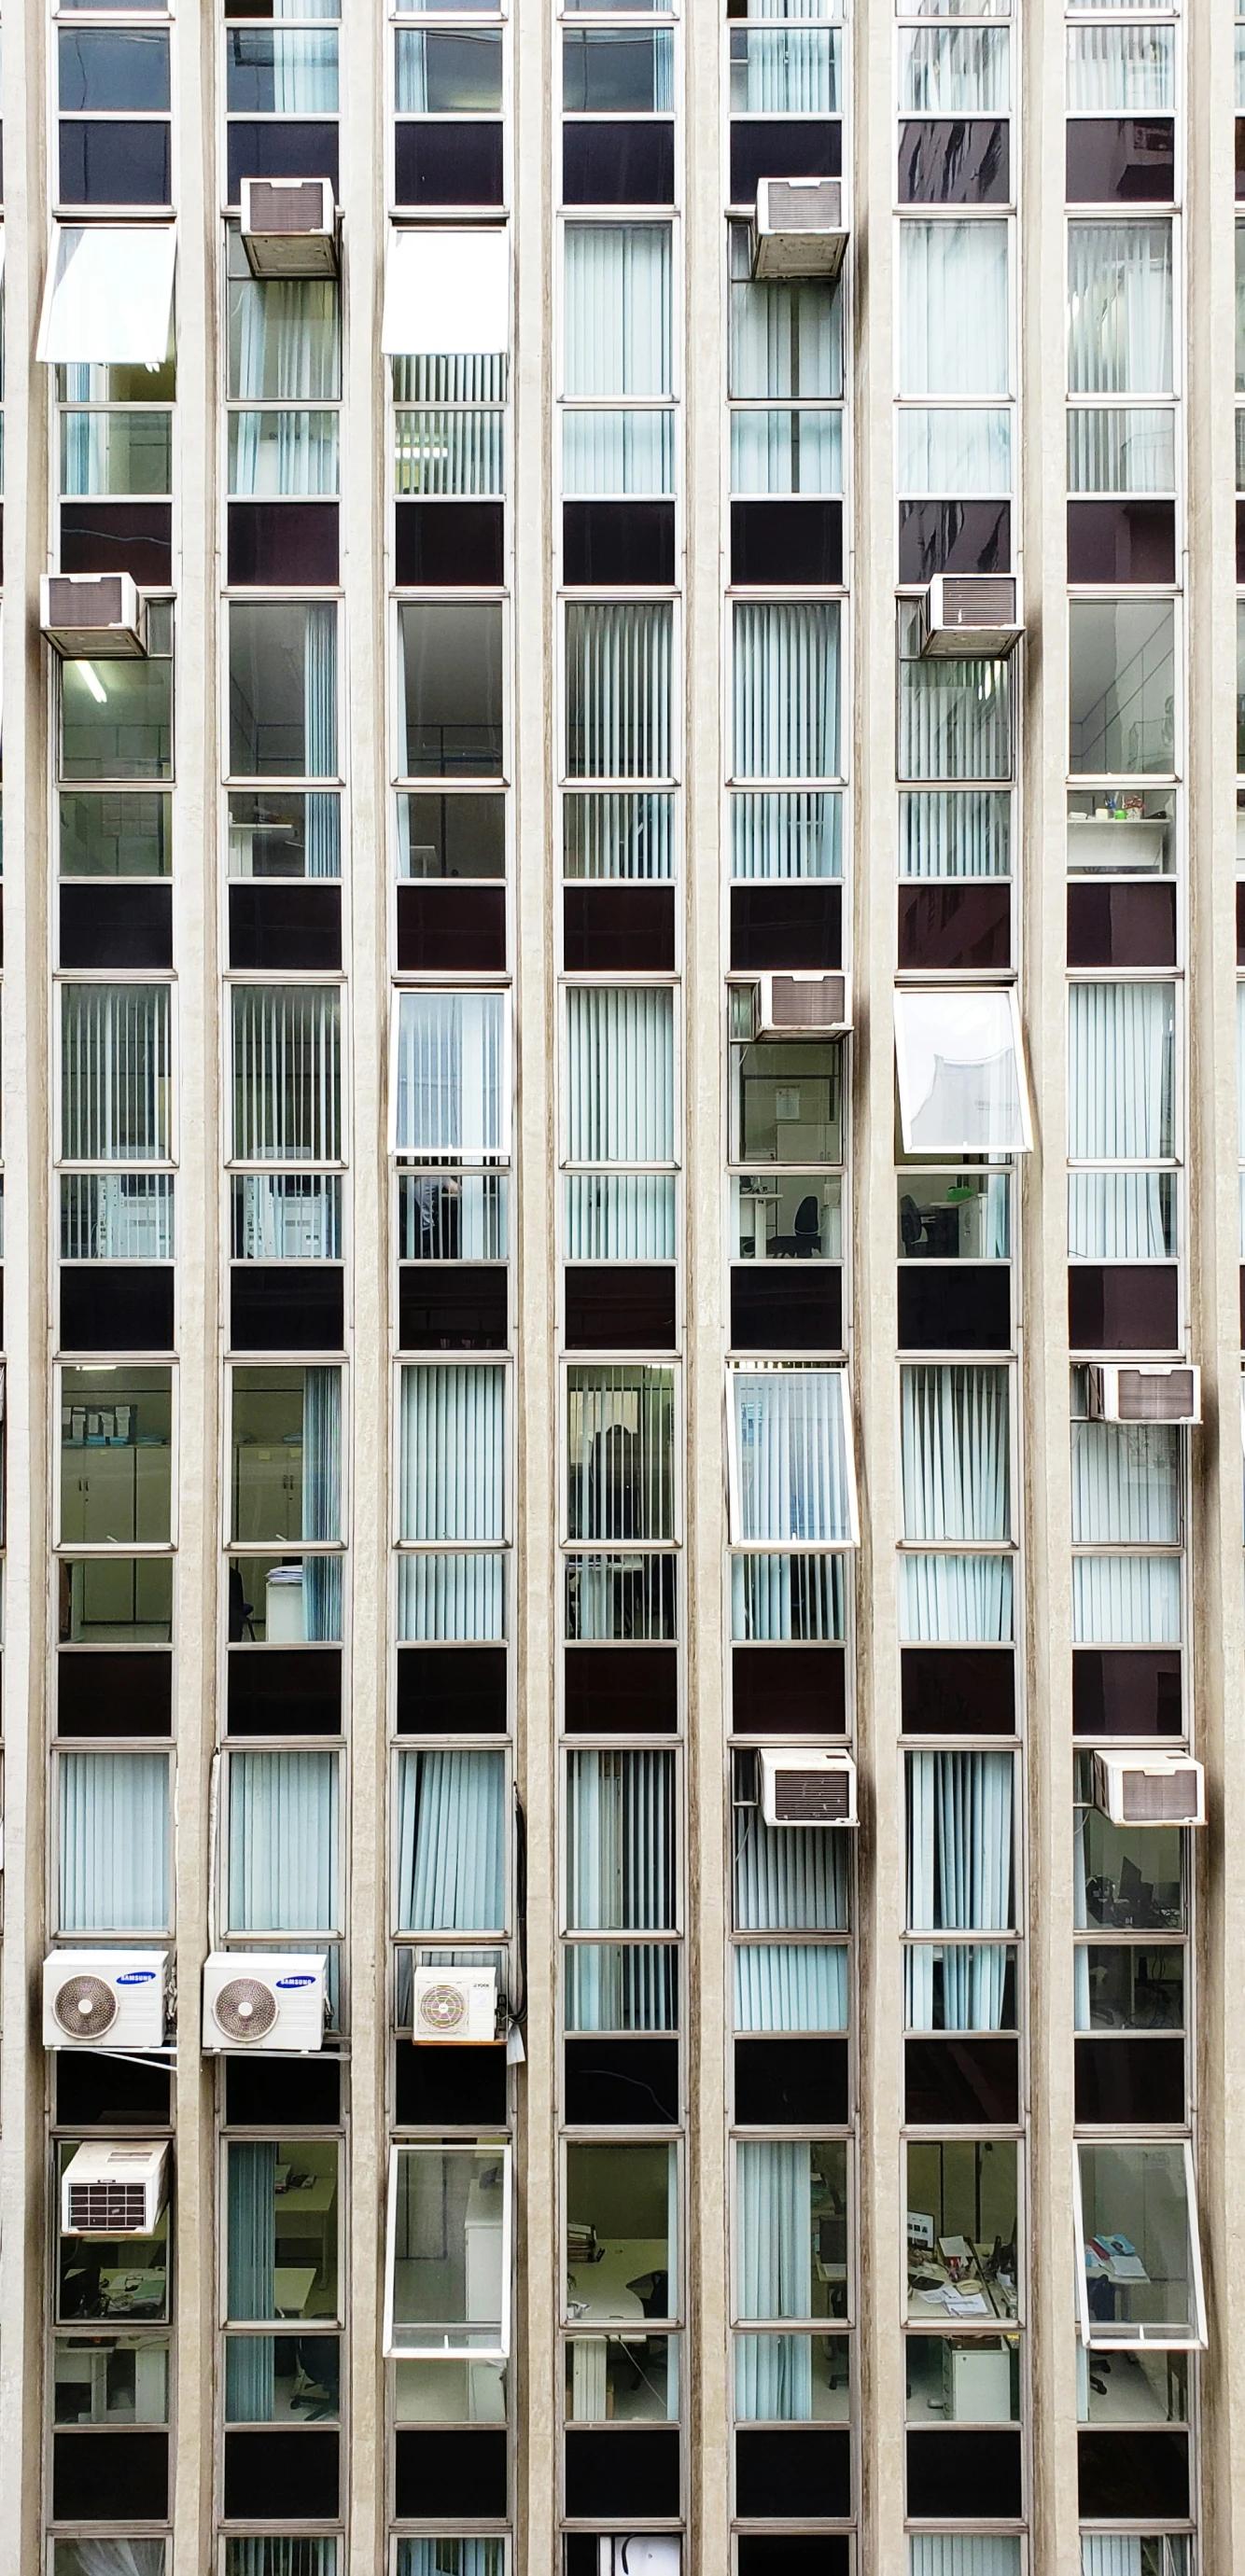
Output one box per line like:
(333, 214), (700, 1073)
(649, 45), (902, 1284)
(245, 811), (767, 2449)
(52, 1975), (118, 2040)
(1123, 1768), (1200, 1824)
(417, 1980), (471, 2037)
(774, 1771), (851, 1824)
(768, 975), (846, 1030)
(764, 177), (841, 232)
(246, 179), (326, 233)
(45, 576), (126, 631)
(67, 2181), (149, 2232)
(1117, 1369), (1196, 1423)
(942, 576), (1016, 629)
(212, 1975), (279, 2042)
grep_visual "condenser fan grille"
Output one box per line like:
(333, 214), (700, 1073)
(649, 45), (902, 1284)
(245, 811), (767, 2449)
(418, 1981), (469, 2035)
(53, 1975), (118, 2040)
(213, 1976), (278, 2042)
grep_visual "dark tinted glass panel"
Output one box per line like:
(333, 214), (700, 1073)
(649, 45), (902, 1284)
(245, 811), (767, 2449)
(402, 793), (505, 879)
(61, 501), (173, 586)
(564, 2430), (680, 2521)
(1074, 2036), (1185, 2126)
(904, 2037), (1019, 2125)
(731, 884), (842, 971)
(1072, 1648), (1182, 1739)
(732, 1645), (846, 1736)
(226, 1645), (343, 1734)
(564, 1644), (678, 1734)
(225, 2054), (340, 2123)
(395, 2430), (508, 2518)
(730, 120), (840, 202)
(59, 29), (168, 108)
(1066, 118), (1175, 203)
(897, 882), (1012, 971)
(396, 883), (508, 971)
(735, 2430), (851, 2521)
(60, 121), (171, 205)
(731, 500), (843, 587)
(230, 883), (342, 971)
(1067, 500), (1175, 584)
(564, 29), (665, 113)
(230, 1266), (344, 1353)
(59, 1648), (172, 1738)
(52, 2431), (168, 2520)
(731, 1265), (844, 1353)
(396, 1644), (508, 1734)
(564, 501), (675, 586)
(901, 1648), (1015, 1736)
(735, 2039), (848, 2128)
(400, 601), (503, 777)
(395, 121), (504, 207)
(1068, 1264), (1179, 1352)
(565, 1267), (677, 1351)
(60, 881), (173, 969)
(396, 2041), (508, 2127)
(228, 502), (339, 588)
(737, 2543), (850, 2576)
(563, 120), (675, 205)
(563, 885), (676, 971)
(1066, 880), (1176, 968)
(897, 1264), (1011, 1353)
(58, 2048), (170, 2127)
(898, 500), (1010, 583)
(898, 118), (1008, 204)
(395, 500), (505, 588)
(1078, 2430), (1188, 2520)
(906, 2430), (1022, 2519)
(564, 2036), (679, 2124)
(227, 123), (338, 198)
(223, 2430), (339, 2521)
(399, 1265), (509, 1350)
(60, 1266), (174, 1355)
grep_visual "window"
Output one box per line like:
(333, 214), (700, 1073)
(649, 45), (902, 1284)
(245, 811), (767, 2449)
(230, 1365), (343, 1548)
(1074, 2140), (1205, 2348)
(901, 1365), (1012, 1543)
(393, 992), (511, 1162)
(1068, 981), (1177, 1260)
(229, 605), (339, 781)
(57, 2140), (170, 2329)
(566, 603), (674, 783)
(1070, 1403), (1181, 1646)
(897, 605), (1014, 785)
(893, 990), (1032, 1155)
(728, 1367), (857, 1549)
(899, 222), (1011, 399)
(226, 1747), (340, 1932)
(566, 1364), (677, 1542)
(227, 220), (341, 506)
(733, 603), (841, 785)
(905, 2138), (1018, 2325)
(61, 651), (174, 785)
(565, 1748), (677, 1930)
(734, 2141), (848, 2324)
(60, 983), (172, 1164)
(58, 1748), (170, 1929)
(225, 2137), (340, 2331)
(730, 24), (838, 116)
(384, 228), (510, 373)
(231, 986), (342, 1171)
(1068, 224), (1173, 397)
(398, 1361), (507, 1541)
(1070, 600), (1176, 776)
(905, 1750), (1014, 2032)
(57, 25), (172, 208)
(395, 1747), (507, 1931)
(566, 2142), (677, 2319)
(59, 1364), (174, 1545)
(398, 602), (504, 780)
(385, 2145), (511, 2358)
(564, 984), (676, 1261)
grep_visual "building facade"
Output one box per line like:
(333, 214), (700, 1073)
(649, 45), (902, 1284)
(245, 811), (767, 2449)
(0, 0), (1241, 2572)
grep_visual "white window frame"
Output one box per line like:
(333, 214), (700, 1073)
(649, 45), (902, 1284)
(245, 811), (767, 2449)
(726, 1360), (860, 1553)
(1073, 2135), (1206, 2350)
(894, 983), (1033, 1156)
(384, 2140), (513, 2361)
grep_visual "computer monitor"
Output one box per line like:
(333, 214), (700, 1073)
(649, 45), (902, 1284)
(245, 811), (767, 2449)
(1120, 1854), (1143, 1901)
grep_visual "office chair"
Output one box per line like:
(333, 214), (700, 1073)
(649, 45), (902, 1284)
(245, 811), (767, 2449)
(771, 1194), (822, 1260)
(228, 1563), (255, 1643)
(900, 1194), (925, 1251)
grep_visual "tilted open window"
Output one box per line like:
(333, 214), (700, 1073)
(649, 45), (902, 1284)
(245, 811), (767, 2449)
(384, 2142), (511, 2360)
(39, 227), (176, 369)
(1073, 2137), (1206, 2350)
(894, 985), (1032, 1156)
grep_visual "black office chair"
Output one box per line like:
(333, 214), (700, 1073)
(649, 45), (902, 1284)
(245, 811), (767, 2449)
(228, 1563), (255, 1642)
(900, 1193), (925, 1252)
(772, 1195), (822, 1259)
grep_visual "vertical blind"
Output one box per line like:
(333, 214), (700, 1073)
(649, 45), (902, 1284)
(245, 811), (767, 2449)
(226, 2139), (277, 2416)
(567, 1367), (676, 1542)
(399, 1365), (506, 1542)
(62, 985), (172, 1163)
(901, 1367), (1011, 1543)
(228, 2546), (338, 2576)
(231, 987), (341, 1163)
(898, 409), (1013, 501)
(729, 222), (843, 401)
(396, 1749), (506, 1931)
(906, 1750), (1014, 2029)
(60, 1751), (169, 1931)
(398, 1552), (505, 1643)
(900, 1553), (1014, 1643)
(733, 602), (840, 781)
(731, 1370), (855, 1548)
(731, 791), (843, 881)
(901, 27), (1010, 114)
(908, 2543), (1022, 2576)
(734, 1942), (847, 2033)
(734, 1812), (849, 1931)
(899, 222), (1010, 398)
(1068, 981), (1174, 1160)
(1067, 224), (1173, 395)
(566, 1749), (676, 1929)
(566, 1942), (678, 2034)
(898, 790), (1011, 880)
(898, 632), (1014, 783)
(731, 28), (838, 113)
(1072, 1553), (1181, 1645)
(735, 2140), (813, 2320)
(228, 1749), (339, 1931)
(731, 1552), (846, 1642)
(563, 225), (672, 398)
(394, 991), (509, 1162)
(1070, 1420), (1179, 1543)
(565, 985), (675, 1164)
(1067, 27), (1173, 112)
(565, 602), (673, 781)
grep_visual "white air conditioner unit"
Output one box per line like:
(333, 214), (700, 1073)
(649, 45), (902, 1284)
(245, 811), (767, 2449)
(1093, 1751), (1206, 1830)
(760, 1748), (858, 1829)
(40, 572), (146, 661)
(750, 175), (847, 281)
(43, 1948), (168, 2052)
(61, 2140), (170, 2238)
(1087, 1364), (1201, 1427)
(755, 970), (851, 1038)
(241, 176), (338, 278)
(202, 1951), (329, 2054)
(413, 1964), (499, 2044)
(917, 575), (1022, 661)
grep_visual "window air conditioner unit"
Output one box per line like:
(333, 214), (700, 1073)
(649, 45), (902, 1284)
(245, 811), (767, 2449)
(760, 1748), (858, 1828)
(241, 177), (339, 279)
(413, 1964), (499, 2044)
(40, 572), (146, 661)
(1087, 1364), (1201, 1427)
(1093, 1751), (1206, 1830)
(43, 1948), (168, 2052)
(750, 175), (847, 282)
(598, 2545), (682, 2576)
(755, 971), (851, 1038)
(917, 575), (1022, 661)
(202, 1951), (329, 2054)
(61, 2140), (170, 2238)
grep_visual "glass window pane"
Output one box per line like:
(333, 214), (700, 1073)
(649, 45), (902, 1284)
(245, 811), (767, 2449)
(565, 986), (674, 1166)
(900, 1553), (1014, 1641)
(733, 1039), (843, 1163)
(397, 1553), (506, 1642)
(58, 1553), (174, 1643)
(734, 1811), (849, 1930)
(894, 989), (1031, 1154)
(231, 986), (341, 1164)
(564, 409), (676, 497)
(730, 408), (842, 496)
(734, 602), (841, 782)
(399, 602), (504, 779)
(59, 1749), (169, 1929)
(1067, 223), (1173, 397)
(905, 1749), (1015, 1935)
(731, 1552), (846, 1641)
(394, 993), (510, 1160)
(567, 2332), (678, 2420)
(905, 2137), (1018, 2322)
(227, 1748), (340, 1932)
(227, 272), (342, 402)
(59, 27), (169, 108)
(1076, 2140), (1203, 2346)
(53, 2335), (170, 2422)
(565, 27), (673, 112)
(59, 1365), (173, 1545)
(567, 2143), (675, 2318)
(61, 655), (173, 783)
(224, 2331), (341, 2423)
(897, 606), (1014, 782)
(1070, 1418), (1179, 1543)
(229, 1365), (343, 1546)
(396, 406), (504, 496)
(396, 27), (502, 110)
(900, 1365), (1012, 1542)
(897, 1172), (1011, 1258)
(1068, 980), (1175, 1163)
(229, 603), (338, 780)
(900, 222), (1010, 398)
(1077, 1804), (1185, 1932)
(227, 29), (339, 112)
(399, 1364), (506, 1543)
(60, 409), (173, 496)
(734, 2333), (850, 2424)
(395, 1749), (506, 1931)
(566, 603), (673, 783)
(61, 984), (172, 1163)
(229, 1550), (343, 1644)
(1067, 406), (1175, 494)
(566, 1365), (677, 1543)
(566, 1749), (677, 1930)
(564, 226), (672, 398)
(897, 409), (1012, 497)
(232, 1175), (343, 1261)
(61, 792), (172, 876)
(900, 27), (1009, 111)
(229, 790), (342, 881)
(387, 2145), (511, 2356)
(565, 1942), (678, 2030)
(1067, 23), (1174, 112)
(226, 2139), (340, 2325)
(1070, 600), (1175, 776)
(1072, 1553), (1181, 1643)
(729, 27), (839, 111)
(735, 2140), (848, 2322)
(229, 411), (340, 498)
(57, 2145), (170, 2328)
(1076, 1943), (1183, 2034)
(729, 243), (843, 400)
(734, 1943), (848, 2031)
(733, 1173), (843, 1260)
(730, 1368), (856, 1548)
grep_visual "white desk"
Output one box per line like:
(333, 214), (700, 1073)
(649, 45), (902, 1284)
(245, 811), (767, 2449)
(567, 2238), (666, 2329)
(273, 2265), (317, 2318)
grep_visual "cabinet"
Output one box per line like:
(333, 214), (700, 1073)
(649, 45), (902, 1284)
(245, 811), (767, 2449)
(943, 2338), (1013, 2423)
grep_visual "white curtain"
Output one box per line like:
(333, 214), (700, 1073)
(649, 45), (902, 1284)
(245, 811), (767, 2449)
(565, 602), (673, 781)
(231, 986), (340, 1163)
(230, 277), (341, 401)
(565, 985), (674, 1166)
(231, 407), (339, 499)
(905, 1750), (1013, 2028)
(565, 1177), (677, 1261)
(729, 261), (842, 401)
(898, 408), (1012, 500)
(1070, 1421), (1179, 1543)
(1067, 24), (1173, 111)
(227, 1749), (339, 1932)
(898, 791), (1011, 879)
(900, 1553), (1014, 1641)
(1068, 223), (1174, 396)
(732, 1370), (854, 1548)
(61, 985), (171, 1163)
(1072, 1553), (1181, 1643)
(60, 1751), (169, 1932)
(731, 1552), (846, 1641)
(901, 27), (1010, 113)
(398, 1553), (505, 1643)
(1080, 2545), (1144, 2576)
(909, 2543), (1022, 2576)
(1068, 981), (1174, 1161)
(398, 2547), (499, 2576)
(897, 629), (1014, 782)
(394, 992), (508, 1160)
(563, 406), (674, 498)
(1068, 405), (1175, 494)
(566, 1749), (676, 1929)
(396, 1749), (505, 1931)
(567, 1367), (675, 1542)
(901, 1367), (1011, 1543)
(900, 223), (1010, 398)
(1068, 1172), (1171, 1260)
(731, 791), (842, 880)
(564, 790), (675, 881)
(733, 602), (840, 781)
(57, 2549), (171, 2576)
(730, 407), (842, 498)
(563, 225), (672, 397)
(235, 27), (337, 108)
(399, 1365), (505, 1541)
(734, 1811), (848, 1930)
(734, 1942), (848, 2031)
(732, 28), (838, 112)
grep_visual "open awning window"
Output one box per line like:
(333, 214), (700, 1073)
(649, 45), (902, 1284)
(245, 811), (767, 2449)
(1074, 2138), (1206, 2351)
(727, 1364), (859, 1552)
(37, 226), (175, 368)
(384, 2142), (512, 2360)
(382, 227), (509, 359)
(894, 986), (1032, 1157)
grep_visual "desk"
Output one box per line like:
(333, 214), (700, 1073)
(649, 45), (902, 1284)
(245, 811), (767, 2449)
(273, 2265), (317, 2318)
(97, 2270), (168, 2320)
(567, 2237), (667, 2328)
(907, 2243), (1016, 2326)
(275, 2176), (337, 2285)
